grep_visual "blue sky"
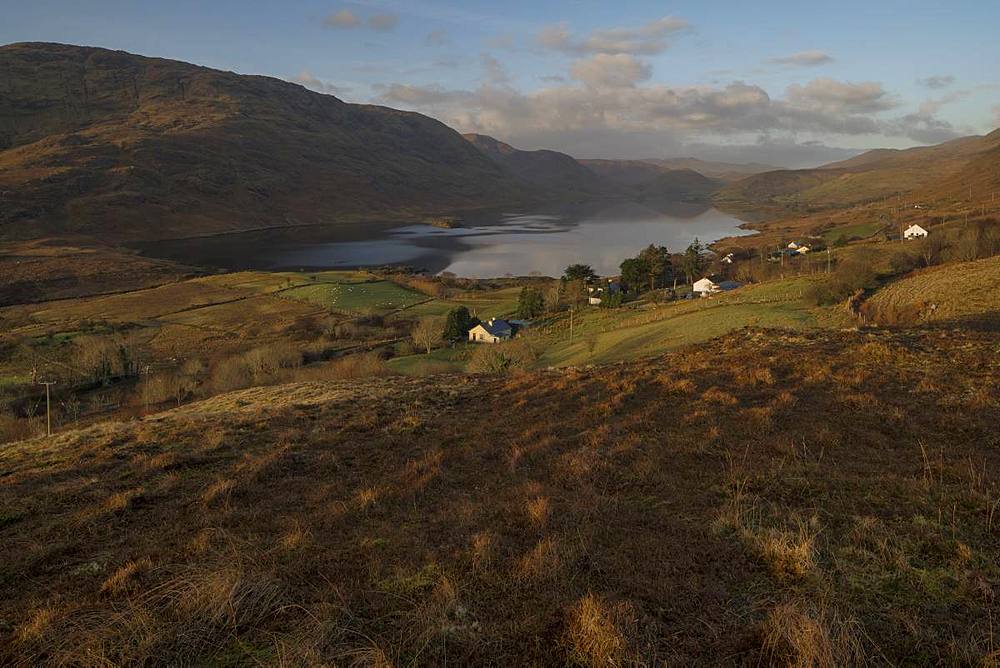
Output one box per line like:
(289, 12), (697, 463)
(4, 0), (999, 166)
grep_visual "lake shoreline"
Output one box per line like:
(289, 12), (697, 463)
(132, 199), (760, 279)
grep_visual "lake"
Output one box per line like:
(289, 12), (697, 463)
(136, 200), (754, 278)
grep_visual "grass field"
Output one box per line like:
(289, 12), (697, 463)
(536, 278), (852, 367)
(282, 281), (427, 314)
(3, 328), (997, 665)
(821, 221), (885, 244)
(387, 346), (470, 375)
(862, 254), (1000, 325)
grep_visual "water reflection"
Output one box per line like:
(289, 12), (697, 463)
(136, 200), (754, 277)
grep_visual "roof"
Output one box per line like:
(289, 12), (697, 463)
(475, 319), (512, 336)
(905, 224), (928, 234)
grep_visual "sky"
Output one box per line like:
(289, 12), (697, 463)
(4, 0), (1000, 167)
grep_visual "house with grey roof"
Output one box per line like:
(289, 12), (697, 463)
(468, 318), (513, 343)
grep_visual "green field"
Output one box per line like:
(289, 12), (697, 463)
(387, 346), (470, 375)
(822, 221), (885, 244)
(536, 277), (850, 367)
(391, 286), (522, 320)
(282, 281), (427, 314)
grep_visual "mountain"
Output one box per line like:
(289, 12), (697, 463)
(462, 133), (617, 199)
(0, 43), (530, 242)
(580, 159), (723, 200)
(641, 157), (777, 181)
(717, 130), (1000, 212)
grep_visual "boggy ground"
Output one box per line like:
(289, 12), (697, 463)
(1, 327), (998, 665)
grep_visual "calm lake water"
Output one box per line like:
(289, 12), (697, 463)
(137, 201), (754, 278)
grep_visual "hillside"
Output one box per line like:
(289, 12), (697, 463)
(0, 43), (529, 242)
(462, 134), (617, 199)
(2, 327), (998, 665)
(717, 130), (1000, 212)
(642, 157), (776, 181)
(579, 159), (723, 200)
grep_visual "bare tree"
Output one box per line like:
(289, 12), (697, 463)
(411, 317), (443, 355)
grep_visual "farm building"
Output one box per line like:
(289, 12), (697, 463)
(904, 224), (929, 239)
(693, 277), (742, 296)
(468, 318), (512, 343)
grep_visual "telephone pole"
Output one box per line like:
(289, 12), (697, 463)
(37, 380), (56, 437)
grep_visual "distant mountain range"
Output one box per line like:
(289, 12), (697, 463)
(2, 42), (995, 243)
(716, 130), (1000, 212)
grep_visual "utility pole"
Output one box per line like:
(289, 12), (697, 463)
(826, 248), (832, 274)
(141, 363), (152, 414)
(37, 380), (56, 437)
(569, 305), (575, 341)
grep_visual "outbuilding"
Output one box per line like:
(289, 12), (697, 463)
(904, 224), (929, 239)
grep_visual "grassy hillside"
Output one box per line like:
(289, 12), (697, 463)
(717, 130), (1000, 215)
(862, 255), (1000, 326)
(2, 327), (998, 665)
(536, 277), (852, 367)
(0, 43), (528, 242)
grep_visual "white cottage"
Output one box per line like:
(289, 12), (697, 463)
(468, 318), (513, 343)
(692, 277), (719, 295)
(904, 224), (928, 239)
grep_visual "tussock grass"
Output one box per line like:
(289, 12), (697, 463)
(2, 327), (999, 664)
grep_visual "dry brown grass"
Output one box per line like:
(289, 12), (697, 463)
(1, 327), (998, 665)
(564, 594), (628, 667)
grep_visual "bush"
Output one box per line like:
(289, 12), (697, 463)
(806, 258), (878, 306)
(468, 339), (538, 373)
(888, 251), (919, 275)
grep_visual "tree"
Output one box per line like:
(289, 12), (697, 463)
(563, 279), (588, 308)
(412, 317), (444, 354)
(680, 239), (705, 285)
(638, 244), (672, 291)
(563, 264), (597, 283)
(516, 286), (545, 319)
(443, 306), (476, 341)
(619, 257), (649, 294)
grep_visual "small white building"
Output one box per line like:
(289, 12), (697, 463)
(904, 224), (928, 239)
(588, 295), (602, 305)
(693, 277), (719, 295)
(721, 253), (735, 264)
(787, 241), (800, 250)
(468, 318), (513, 343)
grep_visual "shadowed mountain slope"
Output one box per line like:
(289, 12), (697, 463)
(0, 43), (529, 242)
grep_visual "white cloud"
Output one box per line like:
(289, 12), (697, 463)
(323, 8), (398, 31)
(289, 70), (347, 96)
(537, 16), (690, 55)
(425, 29), (449, 46)
(918, 75), (955, 89)
(324, 9), (361, 29)
(368, 13), (398, 31)
(768, 50), (834, 67)
(481, 54), (510, 85)
(569, 54), (651, 88)
(785, 78), (897, 114)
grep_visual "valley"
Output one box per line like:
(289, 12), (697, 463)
(1, 34), (1000, 668)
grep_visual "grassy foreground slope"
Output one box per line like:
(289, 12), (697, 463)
(2, 328), (999, 665)
(862, 255), (1000, 326)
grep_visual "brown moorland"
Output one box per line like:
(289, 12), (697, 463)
(0, 42), (528, 243)
(1, 327), (998, 665)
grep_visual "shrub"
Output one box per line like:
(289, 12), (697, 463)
(468, 339), (538, 373)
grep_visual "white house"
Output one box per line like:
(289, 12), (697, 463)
(693, 277), (719, 295)
(588, 295), (603, 305)
(904, 224), (928, 239)
(787, 241), (800, 250)
(721, 253), (735, 264)
(468, 318), (513, 343)
(795, 245), (811, 254)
